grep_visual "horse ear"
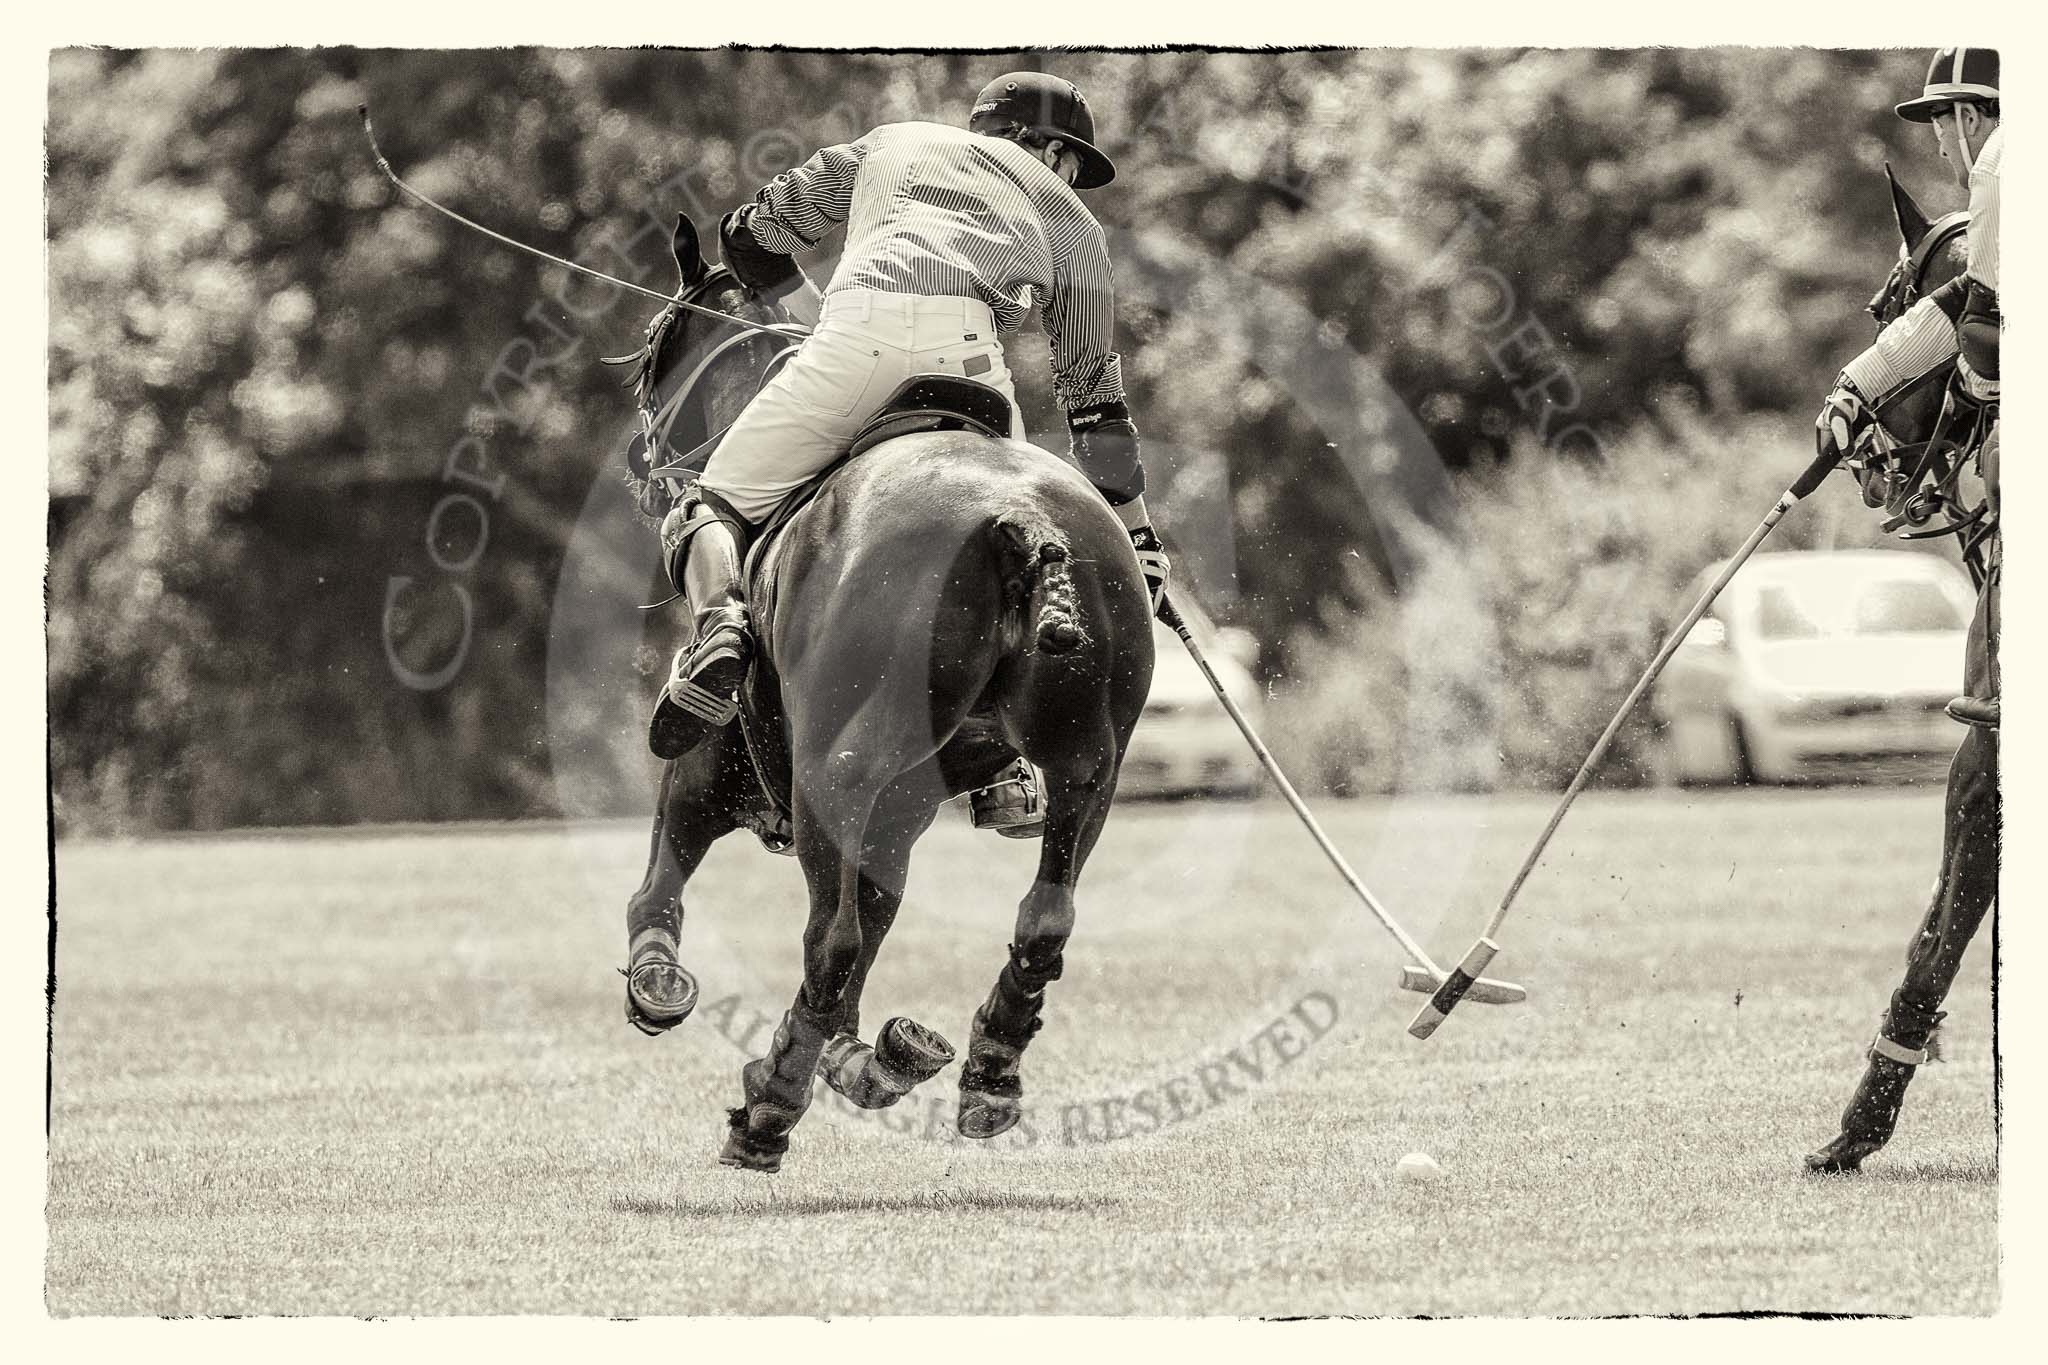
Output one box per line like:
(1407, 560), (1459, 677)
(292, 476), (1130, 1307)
(671, 213), (707, 290)
(1884, 162), (1932, 253)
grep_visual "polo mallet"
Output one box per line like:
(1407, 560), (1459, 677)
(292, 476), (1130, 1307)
(358, 104), (801, 342)
(1156, 597), (1526, 1008)
(1407, 446), (1844, 1039)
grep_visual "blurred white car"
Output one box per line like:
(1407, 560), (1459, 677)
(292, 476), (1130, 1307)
(1650, 550), (1975, 785)
(1117, 598), (1265, 799)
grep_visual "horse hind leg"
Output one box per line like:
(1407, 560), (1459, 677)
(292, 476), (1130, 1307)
(721, 742), (902, 1171)
(959, 758), (1119, 1139)
(722, 600), (996, 1168)
(814, 798), (957, 1109)
(819, 1017), (957, 1110)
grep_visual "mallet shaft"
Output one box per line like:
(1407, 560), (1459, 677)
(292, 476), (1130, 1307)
(1157, 597), (1444, 977)
(358, 104), (800, 339)
(1410, 472), (1820, 1041)
(1481, 492), (1793, 942)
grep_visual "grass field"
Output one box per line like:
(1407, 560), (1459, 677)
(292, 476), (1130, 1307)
(47, 785), (1998, 1316)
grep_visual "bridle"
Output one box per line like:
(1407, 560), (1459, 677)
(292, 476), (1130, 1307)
(1864, 209), (1968, 334)
(357, 104), (810, 517)
(603, 265), (805, 517)
(1851, 208), (1992, 581)
(1855, 208), (1966, 482)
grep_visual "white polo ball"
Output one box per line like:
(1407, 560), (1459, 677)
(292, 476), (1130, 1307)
(1396, 1151), (1443, 1182)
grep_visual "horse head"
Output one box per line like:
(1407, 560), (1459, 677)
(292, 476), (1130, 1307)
(1865, 164), (1970, 332)
(609, 213), (794, 520)
(1851, 167), (1986, 557)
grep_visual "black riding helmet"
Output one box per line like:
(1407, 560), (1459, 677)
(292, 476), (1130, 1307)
(1895, 46), (1999, 122)
(968, 71), (1116, 190)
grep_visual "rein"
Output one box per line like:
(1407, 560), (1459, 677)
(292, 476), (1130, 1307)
(639, 324), (803, 482)
(599, 265), (804, 504)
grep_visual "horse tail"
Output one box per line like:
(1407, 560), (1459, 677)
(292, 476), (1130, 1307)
(990, 511), (1084, 655)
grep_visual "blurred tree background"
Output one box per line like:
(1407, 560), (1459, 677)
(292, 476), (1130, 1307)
(47, 48), (1959, 833)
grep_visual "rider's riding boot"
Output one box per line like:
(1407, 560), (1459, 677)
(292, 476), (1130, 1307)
(649, 517), (753, 760)
(1805, 1009), (1942, 1173)
(969, 760), (1045, 839)
(1945, 695), (2000, 730)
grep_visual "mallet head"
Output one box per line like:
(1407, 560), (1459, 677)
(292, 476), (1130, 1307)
(1401, 938), (1521, 1038)
(1398, 964), (1526, 1007)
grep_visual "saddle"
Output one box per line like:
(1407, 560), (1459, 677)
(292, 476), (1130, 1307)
(739, 373), (1012, 583)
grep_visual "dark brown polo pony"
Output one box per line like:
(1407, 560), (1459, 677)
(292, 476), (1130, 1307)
(616, 216), (1154, 1172)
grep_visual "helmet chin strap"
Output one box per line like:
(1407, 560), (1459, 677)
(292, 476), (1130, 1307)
(1952, 106), (1977, 175)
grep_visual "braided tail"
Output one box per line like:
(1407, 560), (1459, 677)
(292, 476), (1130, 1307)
(991, 512), (1084, 655)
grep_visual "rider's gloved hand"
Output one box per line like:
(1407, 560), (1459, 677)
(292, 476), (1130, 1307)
(718, 206), (800, 295)
(1815, 377), (1876, 467)
(1129, 525), (1170, 617)
(1068, 400), (1145, 507)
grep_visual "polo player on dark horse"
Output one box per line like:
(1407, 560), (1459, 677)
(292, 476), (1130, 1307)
(1807, 47), (2002, 1173)
(646, 72), (1170, 771)
(618, 73), (1164, 1170)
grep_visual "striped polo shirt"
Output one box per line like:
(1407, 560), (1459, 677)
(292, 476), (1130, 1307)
(741, 120), (1125, 412)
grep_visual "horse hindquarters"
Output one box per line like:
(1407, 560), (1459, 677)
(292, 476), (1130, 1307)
(961, 520), (1152, 1138)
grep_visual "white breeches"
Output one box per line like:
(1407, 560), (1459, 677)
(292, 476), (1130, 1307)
(697, 289), (1022, 523)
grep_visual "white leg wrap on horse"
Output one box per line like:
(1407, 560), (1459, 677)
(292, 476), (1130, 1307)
(818, 1034), (883, 1095)
(628, 927), (679, 963)
(1869, 1033), (1929, 1066)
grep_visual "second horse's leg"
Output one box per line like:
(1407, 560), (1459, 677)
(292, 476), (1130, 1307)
(1807, 725), (2000, 1172)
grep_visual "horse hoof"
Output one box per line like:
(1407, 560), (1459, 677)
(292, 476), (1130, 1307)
(877, 1016), (956, 1083)
(719, 1102), (795, 1172)
(957, 1091), (1022, 1140)
(718, 1130), (784, 1173)
(622, 958), (699, 1036)
(1804, 1135), (1879, 1174)
(818, 1018), (956, 1109)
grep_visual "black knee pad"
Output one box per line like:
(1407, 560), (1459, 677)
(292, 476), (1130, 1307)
(661, 485), (756, 590)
